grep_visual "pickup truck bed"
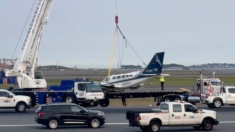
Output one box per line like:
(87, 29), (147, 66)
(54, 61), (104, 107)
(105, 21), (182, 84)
(126, 109), (162, 127)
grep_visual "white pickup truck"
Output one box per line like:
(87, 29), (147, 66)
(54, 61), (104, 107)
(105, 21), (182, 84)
(0, 89), (31, 112)
(126, 101), (219, 132)
(205, 86), (235, 108)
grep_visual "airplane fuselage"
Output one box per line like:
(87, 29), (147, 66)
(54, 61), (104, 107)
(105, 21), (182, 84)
(100, 71), (153, 91)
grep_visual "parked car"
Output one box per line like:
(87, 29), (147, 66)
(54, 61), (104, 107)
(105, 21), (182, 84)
(35, 103), (105, 129)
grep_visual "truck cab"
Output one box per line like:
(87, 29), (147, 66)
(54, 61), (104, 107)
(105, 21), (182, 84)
(197, 78), (222, 103)
(205, 86), (235, 108)
(37, 79), (105, 106)
(0, 89), (31, 112)
(74, 81), (105, 104)
(126, 101), (219, 132)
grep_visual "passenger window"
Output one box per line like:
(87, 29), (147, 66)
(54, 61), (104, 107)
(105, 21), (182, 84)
(117, 76), (121, 79)
(126, 75), (129, 77)
(204, 82), (208, 86)
(43, 106), (54, 111)
(122, 75), (125, 78)
(60, 106), (70, 111)
(184, 104), (196, 112)
(220, 87), (226, 93)
(228, 88), (235, 93)
(173, 104), (182, 112)
(78, 84), (86, 91)
(112, 76), (116, 80)
(160, 104), (169, 110)
(0, 92), (9, 97)
(70, 106), (82, 112)
(130, 75), (133, 77)
(223, 88), (226, 93)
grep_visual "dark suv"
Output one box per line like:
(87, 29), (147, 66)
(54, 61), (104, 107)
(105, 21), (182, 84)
(35, 103), (105, 129)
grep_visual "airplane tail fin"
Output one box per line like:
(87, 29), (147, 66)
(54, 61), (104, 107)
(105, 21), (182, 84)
(141, 52), (165, 75)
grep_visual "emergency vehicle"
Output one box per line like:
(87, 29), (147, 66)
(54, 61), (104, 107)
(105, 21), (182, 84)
(0, 89), (31, 112)
(126, 101), (219, 132)
(205, 86), (235, 108)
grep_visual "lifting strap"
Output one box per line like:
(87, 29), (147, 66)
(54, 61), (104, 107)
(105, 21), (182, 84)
(107, 26), (118, 80)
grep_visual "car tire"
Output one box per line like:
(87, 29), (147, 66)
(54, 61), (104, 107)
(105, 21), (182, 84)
(193, 126), (201, 130)
(140, 126), (149, 132)
(99, 98), (110, 107)
(213, 99), (222, 108)
(47, 118), (59, 129)
(92, 101), (99, 106)
(202, 120), (213, 131)
(64, 94), (75, 103)
(207, 103), (215, 108)
(89, 118), (101, 128)
(149, 121), (161, 132)
(15, 103), (26, 113)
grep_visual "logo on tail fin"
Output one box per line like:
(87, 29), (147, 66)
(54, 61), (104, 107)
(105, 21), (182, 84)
(142, 52), (165, 75)
(156, 54), (162, 66)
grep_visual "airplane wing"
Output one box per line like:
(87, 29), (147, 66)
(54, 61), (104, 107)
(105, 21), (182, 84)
(140, 74), (171, 76)
(161, 74), (170, 76)
(101, 84), (115, 88)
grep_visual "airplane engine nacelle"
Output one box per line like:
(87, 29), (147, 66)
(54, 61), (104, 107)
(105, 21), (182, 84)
(129, 84), (144, 90)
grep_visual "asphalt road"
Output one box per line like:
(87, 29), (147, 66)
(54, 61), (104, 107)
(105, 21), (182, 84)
(0, 105), (235, 132)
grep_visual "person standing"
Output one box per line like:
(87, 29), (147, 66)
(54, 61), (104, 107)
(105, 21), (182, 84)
(159, 75), (165, 90)
(197, 80), (200, 91)
(122, 94), (126, 106)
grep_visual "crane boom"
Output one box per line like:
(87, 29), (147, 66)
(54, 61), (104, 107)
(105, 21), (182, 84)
(2, 0), (55, 89)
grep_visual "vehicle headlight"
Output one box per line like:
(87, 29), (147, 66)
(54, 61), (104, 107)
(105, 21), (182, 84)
(27, 98), (31, 102)
(98, 112), (104, 117)
(214, 113), (217, 119)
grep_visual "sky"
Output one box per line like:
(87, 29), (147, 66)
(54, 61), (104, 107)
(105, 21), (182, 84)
(0, 0), (235, 68)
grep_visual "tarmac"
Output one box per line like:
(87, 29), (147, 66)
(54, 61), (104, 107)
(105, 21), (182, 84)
(0, 105), (235, 132)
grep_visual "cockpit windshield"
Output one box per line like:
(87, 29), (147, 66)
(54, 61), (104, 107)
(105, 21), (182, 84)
(86, 82), (103, 92)
(104, 77), (110, 82)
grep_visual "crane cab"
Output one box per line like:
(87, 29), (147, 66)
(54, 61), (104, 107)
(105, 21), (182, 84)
(25, 71), (45, 79)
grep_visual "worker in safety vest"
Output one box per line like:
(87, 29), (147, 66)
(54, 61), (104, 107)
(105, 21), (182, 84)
(159, 75), (165, 90)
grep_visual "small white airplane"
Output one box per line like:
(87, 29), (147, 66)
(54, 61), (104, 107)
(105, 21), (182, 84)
(100, 52), (170, 91)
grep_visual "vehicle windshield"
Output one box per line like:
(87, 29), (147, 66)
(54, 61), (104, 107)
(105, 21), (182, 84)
(86, 82), (103, 92)
(211, 82), (220, 86)
(34, 71), (44, 79)
(8, 91), (15, 96)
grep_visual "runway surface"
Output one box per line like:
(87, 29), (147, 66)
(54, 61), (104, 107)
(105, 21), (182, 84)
(41, 70), (235, 80)
(0, 105), (235, 132)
